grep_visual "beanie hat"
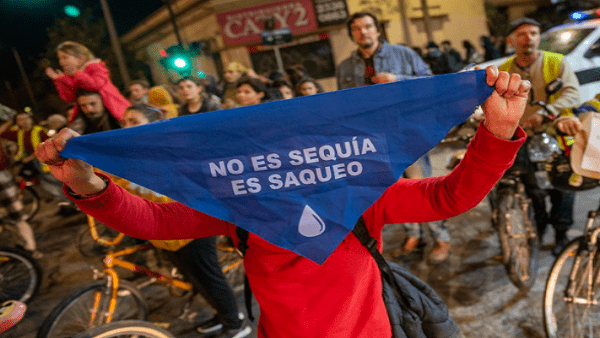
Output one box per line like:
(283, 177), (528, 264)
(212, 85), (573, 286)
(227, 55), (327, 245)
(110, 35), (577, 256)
(508, 18), (541, 34)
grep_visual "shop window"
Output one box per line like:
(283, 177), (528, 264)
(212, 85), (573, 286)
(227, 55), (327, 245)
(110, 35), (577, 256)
(249, 38), (336, 79)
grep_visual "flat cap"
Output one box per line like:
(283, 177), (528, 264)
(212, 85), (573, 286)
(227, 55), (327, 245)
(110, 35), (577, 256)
(508, 17), (541, 34)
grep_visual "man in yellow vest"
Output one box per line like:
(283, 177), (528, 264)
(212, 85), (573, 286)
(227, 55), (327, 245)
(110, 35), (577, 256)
(0, 112), (78, 215)
(499, 18), (581, 255)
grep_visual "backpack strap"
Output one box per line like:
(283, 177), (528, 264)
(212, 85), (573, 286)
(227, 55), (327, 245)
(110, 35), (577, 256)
(235, 226), (255, 322)
(352, 217), (412, 312)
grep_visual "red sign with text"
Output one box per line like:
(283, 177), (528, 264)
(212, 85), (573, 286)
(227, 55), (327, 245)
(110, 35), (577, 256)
(216, 0), (318, 47)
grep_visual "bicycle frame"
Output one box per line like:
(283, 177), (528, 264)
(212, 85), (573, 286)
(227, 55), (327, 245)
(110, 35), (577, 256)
(563, 209), (600, 307)
(85, 215), (193, 325)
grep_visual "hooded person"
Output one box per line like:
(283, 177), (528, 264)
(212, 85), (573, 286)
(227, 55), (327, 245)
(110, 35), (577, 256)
(218, 62), (248, 109)
(424, 41), (451, 75)
(148, 86), (179, 119)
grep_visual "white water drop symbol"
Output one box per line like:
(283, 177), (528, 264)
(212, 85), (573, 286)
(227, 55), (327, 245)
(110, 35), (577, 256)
(298, 205), (326, 237)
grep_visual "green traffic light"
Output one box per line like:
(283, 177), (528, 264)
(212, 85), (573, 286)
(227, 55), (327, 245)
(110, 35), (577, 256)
(173, 57), (187, 69)
(64, 5), (81, 17)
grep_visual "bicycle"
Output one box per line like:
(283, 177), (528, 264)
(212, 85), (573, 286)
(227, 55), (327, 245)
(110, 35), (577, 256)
(72, 320), (175, 338)
(76, 216), (139, 258)
(443, 117), (539, 290)
(10, 161), (42, 222)
(0, 243), (42, 304)
(542, 110), (600, 338)
(0, 164), (41, 223)
(37, 216), (245, 338)
(542, 190), (600, 338)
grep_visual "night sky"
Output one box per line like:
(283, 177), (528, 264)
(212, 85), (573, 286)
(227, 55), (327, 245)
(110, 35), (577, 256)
(0, 0), (164, 84)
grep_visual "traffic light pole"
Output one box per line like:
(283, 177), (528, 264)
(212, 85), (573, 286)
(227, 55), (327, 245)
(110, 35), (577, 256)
(99, 0), (131, 85)
(273, 46), (284, 73)
(163, 0), (183, 46)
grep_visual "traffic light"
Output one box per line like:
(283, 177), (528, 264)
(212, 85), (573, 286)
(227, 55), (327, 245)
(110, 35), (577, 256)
(160, 45), (193, 76)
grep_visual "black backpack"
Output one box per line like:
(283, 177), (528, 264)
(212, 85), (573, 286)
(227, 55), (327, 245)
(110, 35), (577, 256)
(236, 217), (461, 338)
(352, 217), (461, 338)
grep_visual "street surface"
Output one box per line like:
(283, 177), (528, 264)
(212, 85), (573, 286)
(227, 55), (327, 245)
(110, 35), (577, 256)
(4, 140), (600, 338)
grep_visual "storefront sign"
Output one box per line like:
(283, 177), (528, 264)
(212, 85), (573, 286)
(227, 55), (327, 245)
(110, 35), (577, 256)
(312, 0), (348, 27)
(216, 0), (318, 47)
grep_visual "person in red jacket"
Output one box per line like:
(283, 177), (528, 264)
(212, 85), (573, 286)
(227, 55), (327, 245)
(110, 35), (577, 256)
(45, 41), (129, 126)
(36, 66), (529, 338)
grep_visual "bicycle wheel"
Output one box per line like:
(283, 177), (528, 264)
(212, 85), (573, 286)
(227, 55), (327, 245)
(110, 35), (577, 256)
(496, 192), (539, 290)
(37, 280), (147, 338)
(0, 246), (41, 303)
(19, 187), (39, 221)
(543, 238), (600, 338)
(73, 320), (175, 338)
(216, 236), (245, 288)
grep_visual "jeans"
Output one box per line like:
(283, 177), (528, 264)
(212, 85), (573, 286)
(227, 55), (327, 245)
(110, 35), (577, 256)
(404, 221), (450, 242)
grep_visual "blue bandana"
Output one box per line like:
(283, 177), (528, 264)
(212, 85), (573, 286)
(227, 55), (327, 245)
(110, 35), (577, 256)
(61, 70), (493, 264)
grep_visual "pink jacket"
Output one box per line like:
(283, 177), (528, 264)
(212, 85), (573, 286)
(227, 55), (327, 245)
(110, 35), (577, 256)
(52, 61), (129, 124)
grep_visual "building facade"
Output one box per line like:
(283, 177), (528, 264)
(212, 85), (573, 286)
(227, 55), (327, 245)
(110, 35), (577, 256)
(120, 0), (544, 91)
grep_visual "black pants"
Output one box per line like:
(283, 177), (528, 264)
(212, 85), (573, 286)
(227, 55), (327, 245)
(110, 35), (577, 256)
(515, 145), (574, 241)
(166, 237), (242, 329)
(526, 186), (575, 240)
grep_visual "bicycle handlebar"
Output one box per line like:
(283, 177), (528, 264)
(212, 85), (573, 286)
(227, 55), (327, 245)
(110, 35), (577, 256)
(87, 215), (125, 246)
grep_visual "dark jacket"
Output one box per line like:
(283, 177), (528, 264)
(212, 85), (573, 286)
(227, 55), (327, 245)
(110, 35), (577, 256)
(178, 97), (221, 116)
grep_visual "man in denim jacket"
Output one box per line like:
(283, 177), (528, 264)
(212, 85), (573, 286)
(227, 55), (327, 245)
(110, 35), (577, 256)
(336, 12), (431, 90)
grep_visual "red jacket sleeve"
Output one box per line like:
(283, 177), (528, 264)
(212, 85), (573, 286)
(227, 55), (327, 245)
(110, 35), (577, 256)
(53, 75), (77, 103)
(362, 122), (526, 236)
(67, 173), (232, 240)
(72, 62), (110, 92)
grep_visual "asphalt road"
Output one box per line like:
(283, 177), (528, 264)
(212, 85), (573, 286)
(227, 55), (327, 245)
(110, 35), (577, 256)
(4, 142), (600, 338)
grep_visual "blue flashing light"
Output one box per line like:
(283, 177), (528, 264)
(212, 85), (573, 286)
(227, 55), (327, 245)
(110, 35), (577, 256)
(570, 11), (589, 21)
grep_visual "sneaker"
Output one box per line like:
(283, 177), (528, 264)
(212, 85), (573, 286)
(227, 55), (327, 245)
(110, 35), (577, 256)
(221, 323), (252, 338)
(428, 241), (450, 264)
(196, 316), (223, 335)
(552, 236), (570, 257)
(403, 236), (420, 253)
(197, 312), (245, 335)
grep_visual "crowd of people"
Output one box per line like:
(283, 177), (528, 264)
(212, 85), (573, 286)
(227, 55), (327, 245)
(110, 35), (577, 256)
(410, 35), (509, 76)
(0, 8), (592, 338)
